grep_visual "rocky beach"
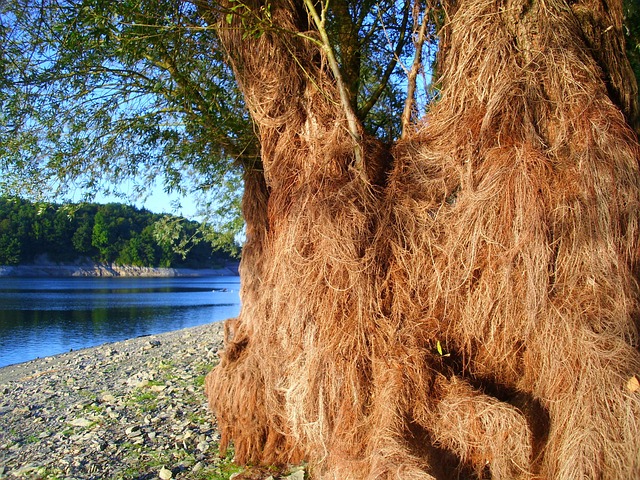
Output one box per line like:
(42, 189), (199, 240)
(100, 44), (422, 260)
(0, 323), (303, 480)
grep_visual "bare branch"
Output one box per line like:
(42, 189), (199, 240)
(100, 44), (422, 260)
(401, 0), (429, 138)
(303, 0), (364, 171)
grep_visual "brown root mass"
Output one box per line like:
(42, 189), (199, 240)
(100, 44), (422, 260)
(205, 0), (640, 478)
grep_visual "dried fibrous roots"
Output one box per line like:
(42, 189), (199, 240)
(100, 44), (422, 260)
(205, 0), (640, 478)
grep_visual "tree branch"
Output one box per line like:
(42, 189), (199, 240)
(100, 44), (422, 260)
(401, 0), (429, 139)
(303, 0), (364, 171)
(358, 0), (411, 120)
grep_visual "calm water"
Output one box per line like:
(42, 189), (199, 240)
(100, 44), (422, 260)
(0, 276), (241, 368)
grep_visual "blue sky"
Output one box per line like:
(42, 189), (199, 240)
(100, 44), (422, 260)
(81, 179), (200, 219)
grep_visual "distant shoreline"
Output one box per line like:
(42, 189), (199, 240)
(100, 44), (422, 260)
(0, 262), (239, 278)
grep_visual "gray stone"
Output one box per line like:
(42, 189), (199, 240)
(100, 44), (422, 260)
(101, 393), (116, 403)
(158, 466), (173, 479)
(69, 418), (92, 427)
(196, 441), (209, 452)
(125, 426), (143, 438)
(287, 469), (305, 480)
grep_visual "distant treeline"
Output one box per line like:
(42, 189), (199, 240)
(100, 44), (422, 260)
(0, 196), (237, 268)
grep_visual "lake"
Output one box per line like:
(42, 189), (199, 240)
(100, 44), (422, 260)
(0, 276), (241, 368)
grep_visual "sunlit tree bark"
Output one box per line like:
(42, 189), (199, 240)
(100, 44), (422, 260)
(205, 0), (640, 478)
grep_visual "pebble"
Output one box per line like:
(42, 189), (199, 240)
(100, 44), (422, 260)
(146, 340), (162, 350)
(287, 470), (305, 480)
(125, 425), (143, 438)
(69, 418), (93, 427)
(101, 393), (116, 403)
(197, 441), (209, 452)
(159, 466), (173, 479)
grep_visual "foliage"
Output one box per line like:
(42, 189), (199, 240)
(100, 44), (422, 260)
(0, 0), (437, 208)
(1, 0), (637, 221)
(0, 196), (238, 267)
(624, 0), (640, 102)
(0, 0), (252, 213)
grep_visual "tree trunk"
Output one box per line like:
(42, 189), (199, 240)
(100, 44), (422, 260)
(206, 0), (640, 478)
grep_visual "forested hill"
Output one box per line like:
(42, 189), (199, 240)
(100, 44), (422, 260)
(0, 196), (238, 269)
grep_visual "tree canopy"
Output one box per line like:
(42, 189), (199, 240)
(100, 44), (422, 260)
(0, 0), (437, 214)
(1, 0), (245, 198)
(1, 0), (638, 210)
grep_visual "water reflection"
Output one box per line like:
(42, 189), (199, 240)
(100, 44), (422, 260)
(0, 276), (241, 367)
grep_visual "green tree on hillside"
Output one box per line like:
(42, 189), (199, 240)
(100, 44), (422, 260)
(71, 209), (97, 257)
(117, 225), (161, 267)
(0, 196), (236, 267)
(0, 234), (21, 265)
(91, 210), (116, 262)
(0, 197), (32, 264)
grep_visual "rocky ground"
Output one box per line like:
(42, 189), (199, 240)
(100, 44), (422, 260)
(0, 323), (305, 480)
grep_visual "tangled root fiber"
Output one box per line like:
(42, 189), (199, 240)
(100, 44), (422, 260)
(206, 0), (640, 478)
